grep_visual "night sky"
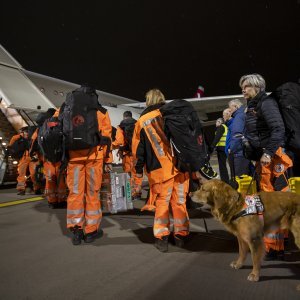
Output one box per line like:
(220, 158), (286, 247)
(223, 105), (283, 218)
(1, 1), (300, 101)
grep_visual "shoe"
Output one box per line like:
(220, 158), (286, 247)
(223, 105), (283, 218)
(84, 229), (104, 243)
(264, 249), (278, 261)
(48, 202), (59, 209)
(173, 234), (188, 248)
(71, 226), (84, 245)
(34, 189), (43, 195)
(17, 190), (25, 195)
(277, 250), (285, 261)
(58, 201), (67, 209)
(154, 236), (168, 252)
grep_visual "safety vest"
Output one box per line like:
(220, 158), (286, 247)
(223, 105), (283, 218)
(216, 124), (228, 147)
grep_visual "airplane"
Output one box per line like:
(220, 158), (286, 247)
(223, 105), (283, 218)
(0, 43), (245, 185)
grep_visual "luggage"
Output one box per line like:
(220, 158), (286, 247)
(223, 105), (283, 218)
(235, 175), (257, 196)
(271, 82), (300, 153)
(160, 99), (208, 172)
(8, 136), (28, 159)
(289, 177), (300, 195)
(119, 118), (136, 153)
(38, 116), (64, 163)
(61, 86), (103, 150)
(100, 172), (132, 214)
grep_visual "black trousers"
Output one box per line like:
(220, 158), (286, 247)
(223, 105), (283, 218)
(217, 150), (229, 184)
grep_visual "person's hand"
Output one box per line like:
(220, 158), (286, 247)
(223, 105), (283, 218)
(104, 163), (112, 172)
(260, 153), (271, 166)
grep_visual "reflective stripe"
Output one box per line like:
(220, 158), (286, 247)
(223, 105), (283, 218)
(67, 217), (84, 225)
(173, 218), (188, 225)
(67, 208), (84, 215)
(166, 188), (172, 204)
(265, 232), (284, 240)
(73, 167), (79, 194)
(154, 218), (169, 225)
(216, 124), (228, 147)
(86, 218), (101, 225)
(145, 125), (164, 157)
(47, 169), (52, 180)
(86, 209), (102, 216)
(154, 227), (169, 236)
(177, 183), (185, 204)
(90, 167), (95, 196)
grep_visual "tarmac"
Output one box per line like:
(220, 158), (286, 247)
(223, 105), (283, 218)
(0, 183), (300, 300)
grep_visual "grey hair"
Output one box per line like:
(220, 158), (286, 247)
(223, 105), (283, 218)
(239, 74), (266, 92)
(228, 98), (243, 108)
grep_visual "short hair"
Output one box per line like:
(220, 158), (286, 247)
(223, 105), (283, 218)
(145, 89), (165, 107)
(216, 118), (224, 124)
(123, 111), (132, 118)
(228, 98), (243, 109)
(239, 74), (266, 92)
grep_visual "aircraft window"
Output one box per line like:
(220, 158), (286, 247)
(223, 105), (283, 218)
(40, 88), (45, 93)
(59, 92), (64, 97)
(53, 90), (58, 95)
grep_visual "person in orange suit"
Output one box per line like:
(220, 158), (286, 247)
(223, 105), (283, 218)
(8, 127), (31, 195)
(64, 103), (113, 245)
(112, 111), (143, 200)
(132, 89), (190, 252)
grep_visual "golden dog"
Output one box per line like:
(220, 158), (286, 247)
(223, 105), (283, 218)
(191, 179), (300, 282)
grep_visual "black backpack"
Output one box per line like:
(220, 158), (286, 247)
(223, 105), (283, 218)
(160, 99), (208, 172)
(61, 86), (102, 150)
(8, 136), (28, 159)
(38, 116), (64, 163)
(119, 118), (136, 153)
(271, 82), (300, 154)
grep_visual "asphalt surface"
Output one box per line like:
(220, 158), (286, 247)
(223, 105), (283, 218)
(0, 186), (299, 300)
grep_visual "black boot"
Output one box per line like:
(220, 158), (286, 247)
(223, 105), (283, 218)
(173, 234), (189, 248)
(154, 236), (169, 252)
(84, 229), (104, 243)
(48, 202), (59, 209)
(71, 226), (84, 245)
(264, 249), (278, 261)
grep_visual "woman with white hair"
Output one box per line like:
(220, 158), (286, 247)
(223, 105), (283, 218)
(240, 73), (293, 261)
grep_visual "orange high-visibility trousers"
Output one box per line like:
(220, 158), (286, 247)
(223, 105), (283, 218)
(16, 155), (31, 191)
(44, 160), (67, 203)
(28, 160), (42, 192)
(66, 159), (103, 234)
(258, 147), (293, 252)
(123, 154), (143, 197)
(150, 173), (189, 239)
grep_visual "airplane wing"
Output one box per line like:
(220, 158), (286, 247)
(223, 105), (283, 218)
(124, 95), (246, 126)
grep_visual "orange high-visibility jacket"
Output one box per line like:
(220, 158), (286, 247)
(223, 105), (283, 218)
(112, 126), (125, 149)
(68, 110), (113, 163)
(132, 104), (178, 185)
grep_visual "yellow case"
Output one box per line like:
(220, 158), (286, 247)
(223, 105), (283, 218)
(289, 177), (300, 194)
(235, 175), (257, 195)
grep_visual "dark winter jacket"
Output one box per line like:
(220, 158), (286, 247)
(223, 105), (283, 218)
(226, 106), (246, 157)
(245, 91), (285, 157)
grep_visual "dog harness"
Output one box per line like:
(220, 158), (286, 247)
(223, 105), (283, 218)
(232, 194), (264, 225)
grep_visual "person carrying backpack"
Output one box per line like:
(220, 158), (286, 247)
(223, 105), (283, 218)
(112, 111), (142, 200)
(37, 108), (67, 208)
(60, 85), (113, 245)
(132, 89), (190, 253)
(240, 73), (293, 261)
(8, 127), (30, 195)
